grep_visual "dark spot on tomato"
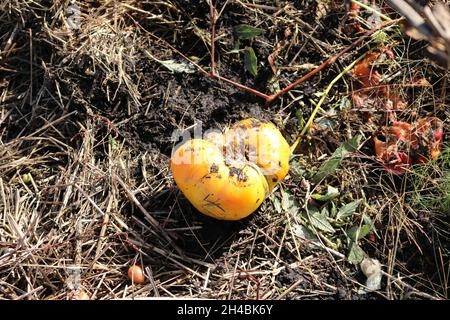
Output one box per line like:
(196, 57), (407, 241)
(210, 163), (219, 173)
(229, 166), (247, 182)
(229, 167), (239, 177)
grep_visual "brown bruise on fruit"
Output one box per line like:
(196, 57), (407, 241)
(210, 163), (219, 173)
(225, 118), (290, 191)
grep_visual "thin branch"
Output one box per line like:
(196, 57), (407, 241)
(214, 74), (270, 100)
(290, 53), (366, 153)
(146, 32), (269, 100)
(149, 5), (401, 106)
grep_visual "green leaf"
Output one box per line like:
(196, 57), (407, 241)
(312, 158), (341, 184)
(312, 135), (362, 183)
(362, 214), (373, 226)
(233, 38), (241, 51)
(321, 207), (329, 215)
(146, 51), (196, 74)
(108, 134), (118, 150)
(158, 59), (196, 74)
(281, 189), (298, 212)
(372, 30), (388, 44)
(340, 135), (363, 155)
(296, 109), (305, 131)
(347, 224), (371, 242)
(290, 160), (306, 180)
(234, 24), (263, 40)
(315, 118), (338, 130)
(339, 96), (351, 111)
(293, 224), (320, 244)
(306, 203), (320, 214)
(272, 195), (282, 214)
(330, 201), (337, 217)
(336, 199), (362, 220)
(348, 242), (365, 265)
(311, 185), (340, 202)
(244, 47), (258, 77)
(308, 206), (335, 233)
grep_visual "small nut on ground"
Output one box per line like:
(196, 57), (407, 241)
(128, 265), (145, 284)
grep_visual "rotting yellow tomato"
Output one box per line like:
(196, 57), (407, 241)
(170, 139), (269, 220)
(170, 118), (290, 220)
(225, 118), (291, 191)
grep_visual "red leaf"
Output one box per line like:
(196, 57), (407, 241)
(373, 118), (444, 174)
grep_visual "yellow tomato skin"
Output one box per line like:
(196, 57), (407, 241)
(226, 118), (290, 191)
(170, 139), (269, 220)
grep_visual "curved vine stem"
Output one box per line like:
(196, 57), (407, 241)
(289, 53), (366, 154)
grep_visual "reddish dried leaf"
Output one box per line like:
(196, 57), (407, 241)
(267, 27), (291, 75)
(413, 78), (431, 86)
(384, 47), (395, 60)
(351, 50), (406, 111)
(268, 44), (283, 75)
(346, 1), (363, 33)
(350, 2), (360, 15)
(352, 52), (382, 87)
(351, 92), (367, 107)
(373, 118), (444, 174)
